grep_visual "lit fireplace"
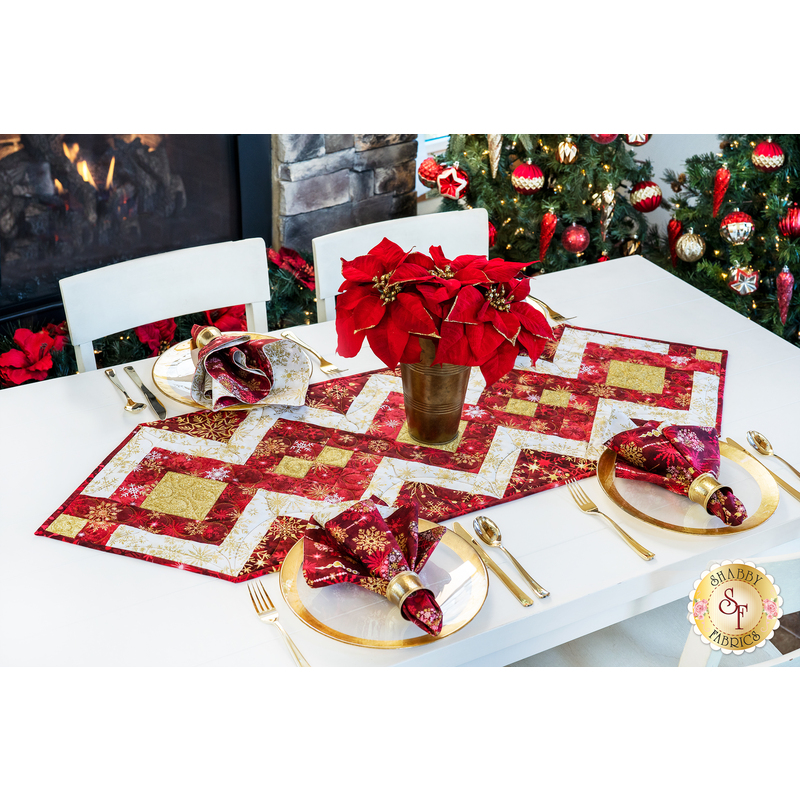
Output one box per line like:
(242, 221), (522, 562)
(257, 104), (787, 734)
(0, 134), (245, 321)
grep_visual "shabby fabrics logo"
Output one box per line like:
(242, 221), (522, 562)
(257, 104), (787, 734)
(689, 560), (783, 654)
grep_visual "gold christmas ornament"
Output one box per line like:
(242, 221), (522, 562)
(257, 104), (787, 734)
(675, 229), (706, 262)
(622, 236), (641, 256)
(487, 134), (503, 179)
(557, 136), (578, 164)
(600, 184), (616, 241)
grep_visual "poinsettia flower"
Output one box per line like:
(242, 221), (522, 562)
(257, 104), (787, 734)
(336, 238), (439, 369)
(205, 305), (246, 332)
(429, 246), (531, 286)
(135, 318), (177, 356)
(0, 328), (55, 385)
(44, 321), (69, 352)
(335, 236), (553, 384)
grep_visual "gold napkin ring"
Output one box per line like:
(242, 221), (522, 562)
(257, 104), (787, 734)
(688, 472), (731, 510)
(194, 326), (222, 349)
(386, 571), (424, 608)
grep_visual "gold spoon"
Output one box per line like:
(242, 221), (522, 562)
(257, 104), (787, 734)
(473, 516), (550, 598)
(747, 431), (800, 481)
(105, 368), (146, 414)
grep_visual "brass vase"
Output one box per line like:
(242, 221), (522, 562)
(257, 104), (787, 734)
(399, 338), (471, 445)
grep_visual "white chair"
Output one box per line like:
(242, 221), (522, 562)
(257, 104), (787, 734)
(59, 238), (271, 372)
(311, 208), (489, 322)
(508, 551), (800, 668)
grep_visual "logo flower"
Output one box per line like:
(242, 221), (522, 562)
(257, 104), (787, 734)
(693, 598), (708, 620)
(763, 598), (779, 619)
(335, 238), (553, 386)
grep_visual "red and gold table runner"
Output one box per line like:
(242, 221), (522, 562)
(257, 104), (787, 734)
(37, 325), (728, 582)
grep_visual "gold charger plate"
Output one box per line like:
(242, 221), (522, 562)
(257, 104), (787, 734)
(151, 333), (312, 411)
(279, 528), (488, 649)
(596, 441), (779, 535)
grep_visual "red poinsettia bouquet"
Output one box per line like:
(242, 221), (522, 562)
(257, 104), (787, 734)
(334, 238), (553, 386)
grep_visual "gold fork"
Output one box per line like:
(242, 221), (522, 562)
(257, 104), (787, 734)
(528, 295), (576, 325)
(247, 581), (310, 667)
(280, 330), (345, 375)
(565, 479), (655, 561)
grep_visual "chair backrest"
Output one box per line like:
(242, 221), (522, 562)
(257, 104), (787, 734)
(311, 208), (490, 322)
(679, 551), (800, 667)
(59, 238), (270, 372)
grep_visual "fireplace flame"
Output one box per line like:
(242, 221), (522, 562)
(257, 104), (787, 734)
(54, 178), (66, 195)
(63, 141), (80, 163)
(105, 156), (115, 190)
(77, 159), (97, 189)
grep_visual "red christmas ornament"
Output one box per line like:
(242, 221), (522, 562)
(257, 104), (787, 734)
(630, 181), (662, 212)
(597, 252), (610, 262)
(779, 205), (800, 238)
(561, 223), (590, 254)
(418, 157), (443, 189)
(511, 160), (544, 194)
(436, 163), (469, 200)
(624, 134), (651, 146)
(713, 166), (731, 217)
(728, 266), (759, 295)
(752, 138), (785, 173)
(777, 266), (795, 324)
(720, 210), (754, 245)
(590, 135), (618, 144)
(488, 219), (497, 248)
(539, 211), (557, 260)
(667, 218), (683, 267)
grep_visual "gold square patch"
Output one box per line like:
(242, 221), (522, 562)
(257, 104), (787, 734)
(505, 398), (538, 417)
(316, 446), (353, 468)
(695, 348), (722, 363)
(46, 513), (87, 538)
(141, 471), (226, 520)
(397, 421), (468, 452)
(273, 456), (313, 478)
(606, 360), (665, 394)
(539, 388), (571, 407)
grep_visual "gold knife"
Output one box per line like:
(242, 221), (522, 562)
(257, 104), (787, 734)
(726, 438), (800, 503)
(452, 522), (535, 607)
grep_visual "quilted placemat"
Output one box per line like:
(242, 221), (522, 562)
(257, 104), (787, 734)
(36, 325), (728, 582)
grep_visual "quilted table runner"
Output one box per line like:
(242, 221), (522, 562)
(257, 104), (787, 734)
(37, 325), (728, 582)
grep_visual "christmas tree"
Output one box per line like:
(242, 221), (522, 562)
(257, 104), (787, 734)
(662, 134), (798, 346)
(420, 134), (661, 270)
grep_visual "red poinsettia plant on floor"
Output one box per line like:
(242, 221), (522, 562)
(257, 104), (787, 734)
(335, 238), (553, 386)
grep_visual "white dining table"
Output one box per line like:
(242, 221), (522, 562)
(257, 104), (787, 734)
(2, 254), (799, 668)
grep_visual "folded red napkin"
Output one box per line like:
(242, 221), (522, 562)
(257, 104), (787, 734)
(605, 419), (747, 525)
(303, 498), (446, 635)
(190, 325), (277, 410)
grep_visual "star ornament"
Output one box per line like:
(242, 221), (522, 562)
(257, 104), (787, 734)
(437, 165), (468, 200)
(728, 267), (759, 295)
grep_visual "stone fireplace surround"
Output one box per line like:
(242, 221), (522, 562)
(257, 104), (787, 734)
(272, 134), (418, 254)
